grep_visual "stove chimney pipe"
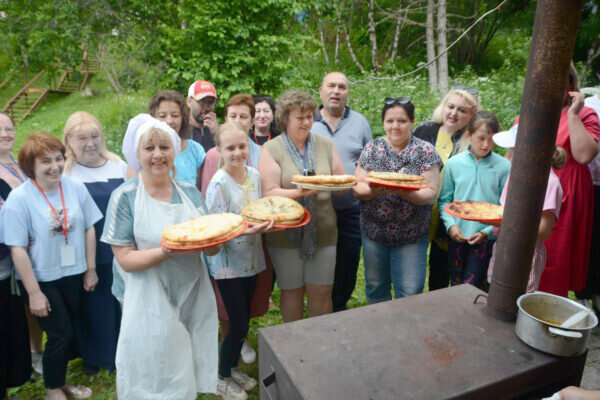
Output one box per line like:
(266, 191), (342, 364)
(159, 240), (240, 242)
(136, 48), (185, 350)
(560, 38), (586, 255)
(485, 0), (583, 321)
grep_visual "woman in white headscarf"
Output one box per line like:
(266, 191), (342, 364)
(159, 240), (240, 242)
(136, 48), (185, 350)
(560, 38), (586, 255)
(100, 115), (219, 399)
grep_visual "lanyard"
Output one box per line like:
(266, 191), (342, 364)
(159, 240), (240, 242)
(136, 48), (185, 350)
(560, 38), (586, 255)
(295, 142), (308, 170)
(254, 131), (272, 144)
(0, 155), (25, 183)
(33, 179), (69, 244)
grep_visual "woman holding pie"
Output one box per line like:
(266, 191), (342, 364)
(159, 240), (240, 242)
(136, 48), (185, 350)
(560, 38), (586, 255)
(101, 116), (219, 399)
(413, 88), (478, 291)
(353, 97), (443, 304)
(258, 89), (346, 322)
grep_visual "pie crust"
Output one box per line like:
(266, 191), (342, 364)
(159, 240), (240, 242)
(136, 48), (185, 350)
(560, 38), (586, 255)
(241, 196), (305, 224)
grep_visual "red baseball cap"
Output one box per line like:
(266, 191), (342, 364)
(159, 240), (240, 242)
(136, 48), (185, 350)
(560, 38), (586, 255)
(187, 80), (218, 101)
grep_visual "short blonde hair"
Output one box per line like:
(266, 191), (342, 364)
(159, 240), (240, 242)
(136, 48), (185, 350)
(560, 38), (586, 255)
(431, 89), (479, 125)
(136, 127), (177, 177)
(275, 90), (317, 132)
(63, 111), (121, 173)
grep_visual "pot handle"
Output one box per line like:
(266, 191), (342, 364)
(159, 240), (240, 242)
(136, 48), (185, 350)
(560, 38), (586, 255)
(548, 326), (583, 339)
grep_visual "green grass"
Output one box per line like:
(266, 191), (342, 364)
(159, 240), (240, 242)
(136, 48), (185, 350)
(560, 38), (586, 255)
(8, 258), (375, 400)
(13, 72), (150, 158)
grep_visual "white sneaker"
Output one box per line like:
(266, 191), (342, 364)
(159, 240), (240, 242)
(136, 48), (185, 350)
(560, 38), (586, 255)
(231, 368), (257, 391)
(216, 377), (248, 400)
(240, 338), (256, 364)
(31, 351), (43, 375)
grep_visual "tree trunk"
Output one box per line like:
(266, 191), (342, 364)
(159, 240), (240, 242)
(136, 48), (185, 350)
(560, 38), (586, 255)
(343, 24), (366, 74)
(319, 20), (330, 64)
(335, 2), (343, 64)
(97, 44), (122, 93)
(368, 0), (379, 70)
(335, 28), (341, 64)
(581, 42), (600, 85)
(390, 4), (405, 62)
(426, 0), (438, 91)
(436, 0), (448, 91)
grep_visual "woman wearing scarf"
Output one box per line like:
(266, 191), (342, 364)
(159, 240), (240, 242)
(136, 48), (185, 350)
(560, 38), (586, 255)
(258, 90), (346, 323)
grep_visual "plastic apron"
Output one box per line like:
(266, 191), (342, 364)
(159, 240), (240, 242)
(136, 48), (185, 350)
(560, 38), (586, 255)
(116, 176), (218, 399)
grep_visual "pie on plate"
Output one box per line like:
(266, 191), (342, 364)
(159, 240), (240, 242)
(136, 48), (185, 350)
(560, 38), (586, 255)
(241, 196), (306, 226)
(161, 213), (246, 248)
(445, 200), (504, 222)
(291, 174), (357, 185)
(368, 171), (425, 182)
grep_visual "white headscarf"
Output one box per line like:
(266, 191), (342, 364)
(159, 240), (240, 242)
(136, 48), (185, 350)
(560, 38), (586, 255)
(122, 114), (181, 172)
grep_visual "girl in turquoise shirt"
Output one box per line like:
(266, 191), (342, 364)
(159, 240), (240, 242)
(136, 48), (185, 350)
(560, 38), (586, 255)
(438, 112), (511, 287)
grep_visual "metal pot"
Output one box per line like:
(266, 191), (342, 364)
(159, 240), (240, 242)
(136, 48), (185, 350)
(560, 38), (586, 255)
(515, 292), (598, 357)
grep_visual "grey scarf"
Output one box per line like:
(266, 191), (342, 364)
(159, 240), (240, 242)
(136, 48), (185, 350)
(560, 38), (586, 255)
(281, 132), (317, 260)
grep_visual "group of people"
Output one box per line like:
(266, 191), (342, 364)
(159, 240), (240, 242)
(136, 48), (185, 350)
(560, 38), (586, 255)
(0, 62), (599, 400)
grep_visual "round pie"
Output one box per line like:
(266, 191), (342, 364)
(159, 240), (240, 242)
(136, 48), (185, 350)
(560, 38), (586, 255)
(368, 171), (425, 182)
(447, 200), (504, 221)
(241, 196), (305, 226)
(292, 174), (357, 186)
(162, 213), (245, 248)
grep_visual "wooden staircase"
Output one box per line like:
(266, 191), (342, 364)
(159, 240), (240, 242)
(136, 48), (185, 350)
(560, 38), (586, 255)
(2, 52), (100, 124)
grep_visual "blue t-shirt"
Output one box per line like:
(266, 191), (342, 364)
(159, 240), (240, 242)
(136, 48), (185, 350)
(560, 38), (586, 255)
(1, 176), (103, 282)
(174, 140), (206, 185)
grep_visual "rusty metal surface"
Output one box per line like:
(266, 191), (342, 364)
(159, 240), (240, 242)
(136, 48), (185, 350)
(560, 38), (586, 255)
(259, 285), (586, 400)
(486, 0), (584, 321)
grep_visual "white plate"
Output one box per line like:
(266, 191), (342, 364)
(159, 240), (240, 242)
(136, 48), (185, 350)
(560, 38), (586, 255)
(292, 182), (355, 191)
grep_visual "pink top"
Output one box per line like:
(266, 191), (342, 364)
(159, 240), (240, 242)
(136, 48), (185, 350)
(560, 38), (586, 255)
(500, 169), (563, 219)
(200, 147), (220, 197)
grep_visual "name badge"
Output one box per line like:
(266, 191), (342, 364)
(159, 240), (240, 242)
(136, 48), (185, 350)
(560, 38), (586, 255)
(60, 245), (76, 267)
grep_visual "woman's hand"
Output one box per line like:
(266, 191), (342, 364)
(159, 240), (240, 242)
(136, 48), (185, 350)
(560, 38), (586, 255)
(244, 220), (276, 235)
(83, 269), (99, 292)
(449, 225), (467, 243)
(161, 245), (222, 257)
(297, 187), (321, 197)
(567, 91), (585, 116)
(29, 291), (51, 317)
(467, 231), (487, 245)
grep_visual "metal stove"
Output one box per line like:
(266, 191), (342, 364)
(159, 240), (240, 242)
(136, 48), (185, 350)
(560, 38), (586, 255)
(259, 285), (586, 399)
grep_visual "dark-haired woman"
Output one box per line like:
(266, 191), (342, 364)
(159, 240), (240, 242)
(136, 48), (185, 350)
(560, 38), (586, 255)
(149, 90), (206, 185)
(354, 98), (442, 303)
(251, 95), (280, 145)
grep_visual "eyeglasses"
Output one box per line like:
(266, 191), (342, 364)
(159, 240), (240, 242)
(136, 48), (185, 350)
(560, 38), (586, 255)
(303, 169), (315, 176)
(384, 97), (411, 105)
(452, 85), (479, 96)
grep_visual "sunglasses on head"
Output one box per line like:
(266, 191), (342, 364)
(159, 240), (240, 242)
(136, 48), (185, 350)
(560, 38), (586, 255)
(452, 85), (479, 96)
(384, 97), (411, 106)
(303, 169), (315, 176)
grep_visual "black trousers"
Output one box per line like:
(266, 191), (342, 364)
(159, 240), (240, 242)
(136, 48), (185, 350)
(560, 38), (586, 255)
(0, 277), (31, 397)
(19, 273), (83, 389)
(332, 206), (362, 312)
(576, 185), (600, 299)
(216, 275), (257, 378)
(428, 239), (450, 291)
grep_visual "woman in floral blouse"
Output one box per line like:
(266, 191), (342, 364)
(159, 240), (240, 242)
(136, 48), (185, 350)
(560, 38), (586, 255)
(354, 98), (443, 303)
